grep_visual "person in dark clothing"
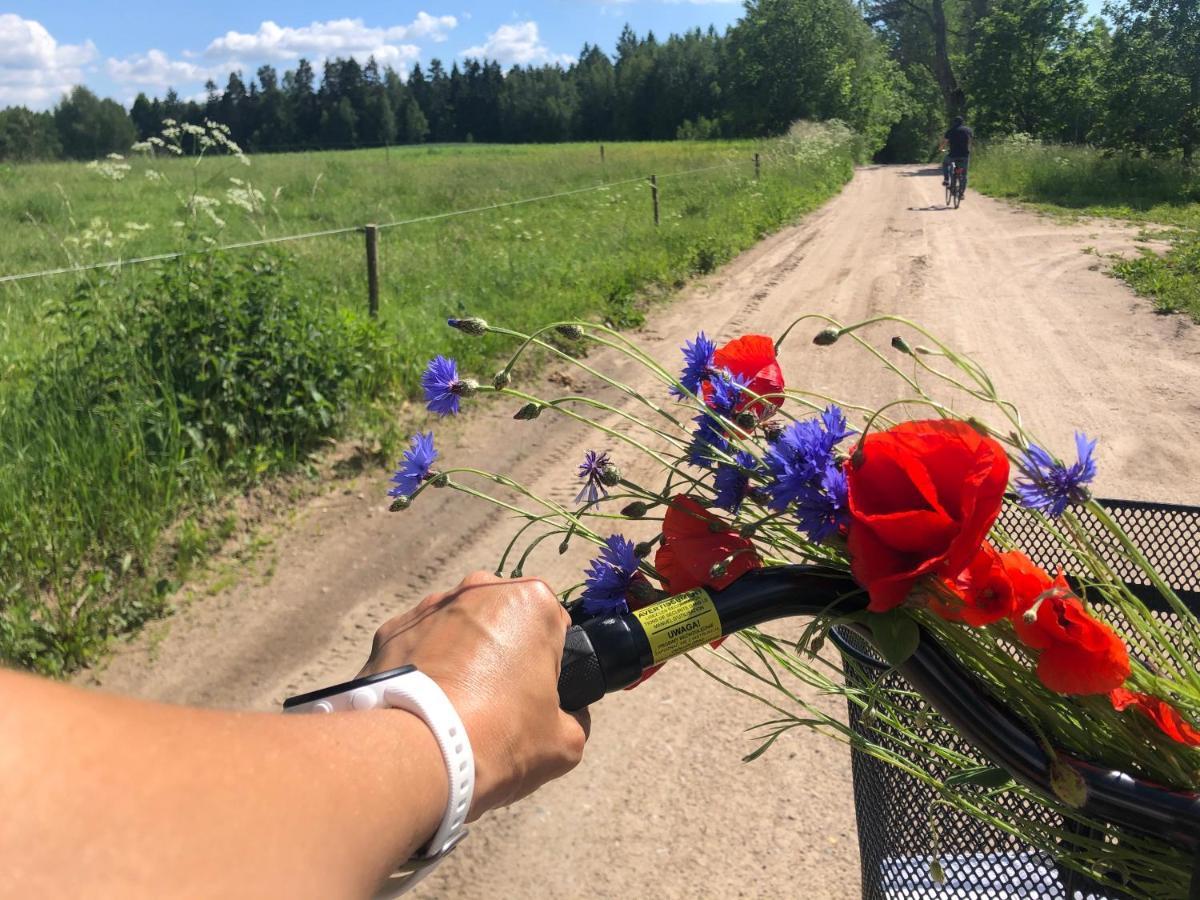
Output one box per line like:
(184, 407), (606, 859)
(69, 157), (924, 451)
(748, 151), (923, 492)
(939, 115), (974, 192)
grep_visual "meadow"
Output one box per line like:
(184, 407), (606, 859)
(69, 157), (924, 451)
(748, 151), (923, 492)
(971, 139), (1200, 320)
(0, 124), (860, 673)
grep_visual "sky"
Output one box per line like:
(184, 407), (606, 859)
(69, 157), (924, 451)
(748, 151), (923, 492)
(2, 0), (1106, 110)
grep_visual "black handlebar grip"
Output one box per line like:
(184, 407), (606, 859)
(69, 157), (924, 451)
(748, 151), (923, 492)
(558, 625), (606, 712)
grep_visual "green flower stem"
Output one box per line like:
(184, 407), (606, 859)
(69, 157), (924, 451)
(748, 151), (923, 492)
(488, 324), (691, 437)
(1086, 501), (1200, 675)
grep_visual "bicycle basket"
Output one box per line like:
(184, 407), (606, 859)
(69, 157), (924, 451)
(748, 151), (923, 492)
(835, 499), (1200, 900)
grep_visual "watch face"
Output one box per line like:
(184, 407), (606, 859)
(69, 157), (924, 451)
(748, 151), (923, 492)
(283, 665), (417, 709)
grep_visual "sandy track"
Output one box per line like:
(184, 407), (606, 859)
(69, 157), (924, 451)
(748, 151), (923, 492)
(83, 166), (1200, 898)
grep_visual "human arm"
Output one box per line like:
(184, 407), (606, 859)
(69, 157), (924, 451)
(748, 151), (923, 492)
(0, 572), (586, 898)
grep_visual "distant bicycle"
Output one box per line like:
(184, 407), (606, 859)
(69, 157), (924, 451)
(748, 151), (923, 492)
(945, 158), (967, 209)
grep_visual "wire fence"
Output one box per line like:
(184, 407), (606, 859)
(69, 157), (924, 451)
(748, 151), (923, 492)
(0, 155), (761, 314)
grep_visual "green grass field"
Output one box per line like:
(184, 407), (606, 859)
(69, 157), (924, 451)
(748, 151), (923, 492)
(971, 139), (1200, 320)
(0, 125), (860, 673)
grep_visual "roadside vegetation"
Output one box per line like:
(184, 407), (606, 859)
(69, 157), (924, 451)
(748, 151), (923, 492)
(0, 123), (860, 674)
(972, 138), (1200, 320)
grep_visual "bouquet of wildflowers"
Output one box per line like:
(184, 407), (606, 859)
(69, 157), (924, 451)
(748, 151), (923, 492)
(389, 312), (1200, 897)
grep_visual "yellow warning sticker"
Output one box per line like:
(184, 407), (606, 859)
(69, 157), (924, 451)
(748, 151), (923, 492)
(632, 588), (722, 665)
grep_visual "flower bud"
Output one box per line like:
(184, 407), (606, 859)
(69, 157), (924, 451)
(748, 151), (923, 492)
(555, 323), (584, 340)
(431, 473), (449, 488)
(708, 519), (726, 533)
(1050, 755), (1087, 808)
(850, 446), (866, 468)
(709, 559), (729, 579)
(558, 537), (571, 555)
(447, 316), (489, 336)
(930, 860), (945, 885)
(812, 327), (841, 346)
(599, 463), (622, 487)
(634, 541), (654, 559)
(761, 420), (784, 443)
(621, 501), (649, 518)
(451, 378), (479, 398)
(513, 402), (542, 420)
(735, 411), (757, 430)
(510, 567), (523, 578)
(891, 335), (913, 355)
(493, 370), (512, 389)
(738, 523), (758, 539)
(389, 495), (411, 512)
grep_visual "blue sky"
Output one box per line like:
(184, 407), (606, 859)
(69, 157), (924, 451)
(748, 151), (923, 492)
(2, 0), (1105, 110)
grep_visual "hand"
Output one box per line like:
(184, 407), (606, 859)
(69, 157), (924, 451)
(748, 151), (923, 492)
(360, 571), (590, 817)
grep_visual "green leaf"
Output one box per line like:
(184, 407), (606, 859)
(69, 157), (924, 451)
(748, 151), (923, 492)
(868, 610), (920, 667)
(944, 766), (1013, 790)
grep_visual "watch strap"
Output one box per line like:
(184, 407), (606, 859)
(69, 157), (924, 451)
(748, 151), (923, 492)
(283, 668), (475, 897)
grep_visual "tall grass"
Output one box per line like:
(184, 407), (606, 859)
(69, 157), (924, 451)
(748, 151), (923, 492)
(972, 137), (1200, 319)
(0, 125), (861, 673)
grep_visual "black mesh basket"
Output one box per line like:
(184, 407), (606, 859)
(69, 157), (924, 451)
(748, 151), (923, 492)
(835, 499), (1200, 900)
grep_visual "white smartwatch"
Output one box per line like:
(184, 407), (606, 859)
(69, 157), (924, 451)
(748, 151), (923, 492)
(284, 666), (474, 896)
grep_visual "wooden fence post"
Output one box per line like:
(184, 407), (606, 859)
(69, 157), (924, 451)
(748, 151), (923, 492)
(649, 175), (660, 227)
(754, 152), (761, 180)
(364, 224), (380, 318)
(600, 144), (605, 163)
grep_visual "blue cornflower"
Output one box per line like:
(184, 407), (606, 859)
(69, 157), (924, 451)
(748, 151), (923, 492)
(580, 534), (640, 617)
(765, 406), (853, 511)
(794, 463), (850, 543)
(670, 332), (717, 398)
(1015, 432), (1098, 517)
(389, 432), (438, 498)
(576, 449), (612, 504)
(687, 370), (748, 468)
(763, 405), (854, 542)
(421, 355), (475, 417)
(713, 450), (759, 514)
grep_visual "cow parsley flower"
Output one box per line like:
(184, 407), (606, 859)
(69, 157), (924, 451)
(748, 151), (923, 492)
(576, 450), (612, 504)
(389, 432), (438, 498)
(1015, 432), (1098, 517)
(422, 355), (476, 417)
(713, 450), (759, 514)
(670, 332), (717, 398)
(580, 535), (640, 617)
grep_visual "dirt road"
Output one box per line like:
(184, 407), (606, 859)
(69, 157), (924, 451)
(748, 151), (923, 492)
(84, 165), (1200, 898)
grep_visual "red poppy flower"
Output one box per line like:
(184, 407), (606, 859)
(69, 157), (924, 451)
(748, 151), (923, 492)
(1011, 574), (1130, 695)
(1003, 549), (1054, 609)
(1110, 688), (1200, 746)
(706, 334), (785, 416)
(845, 420), (1009, 612)
(655, 495), (761, 594)
(930, 544), (1018, 627)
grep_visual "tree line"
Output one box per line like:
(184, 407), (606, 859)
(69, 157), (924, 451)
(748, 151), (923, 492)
(0, 0), (1195, 163)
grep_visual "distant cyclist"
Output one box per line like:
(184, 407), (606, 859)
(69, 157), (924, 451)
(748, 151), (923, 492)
(939, 115), (974, 193)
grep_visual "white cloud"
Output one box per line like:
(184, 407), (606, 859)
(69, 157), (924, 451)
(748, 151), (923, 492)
(105, 50), (229, 90)
(204, 14), (456, 62)
(0, 14), (97, 108)
(461, 21), (573, 67)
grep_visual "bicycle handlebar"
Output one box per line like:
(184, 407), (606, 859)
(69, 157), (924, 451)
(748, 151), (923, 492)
(557, 565), (1200, 853)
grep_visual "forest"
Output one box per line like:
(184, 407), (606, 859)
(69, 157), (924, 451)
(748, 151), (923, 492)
(0, 0), (1196, 164)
